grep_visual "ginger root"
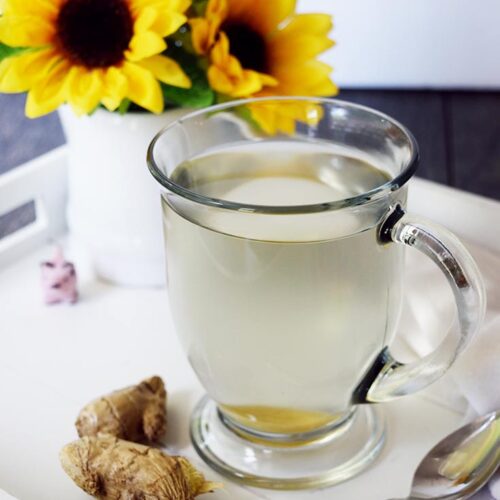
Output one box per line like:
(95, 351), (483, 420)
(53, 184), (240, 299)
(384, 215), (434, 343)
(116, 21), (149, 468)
(60, 434), (221, 500)
(76, 376), (167, 444)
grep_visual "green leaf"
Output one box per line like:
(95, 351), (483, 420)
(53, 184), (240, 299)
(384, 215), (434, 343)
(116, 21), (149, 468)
(0, 42), (29, 62)
(191, 0), (209, 17)
(170, 25), (195, 55)
(235, 104), (262, 132)
(161, 45), (215, 109)
(118, 98), (131, 115)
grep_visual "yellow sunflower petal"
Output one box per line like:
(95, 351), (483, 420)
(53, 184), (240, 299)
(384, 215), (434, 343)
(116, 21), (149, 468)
(190, 13), (224, 56)
(268, 14), (334, 63)
(2, 0), (61, 18)
(102, 67), (129, 111)
(138, 54), (190, 88)
(130, 0), (189, 18)
(269, 34), (334, 64)
(121, 61), (164, 114)
(230, 70), (266, 97)
(25, 61), (70, 118)
(206, 0), (228, 19)
(210, 32), (229, 65)
(135, 8), (187, 37)
(126, 31), (167, 61)
(66, 67), (105, 116)
(0, 15), (55, 46)
(190, 18), (211, 55)
(271, 60), (337, 96)
(207, 65), (233, 94)
(210, 32), (238, 73)
(271, 76), (338, 97)
(154, 11), (187, 36)
(248, 103), (277, 135)
(171, 0), (190, 12)
(275, 114), (296, 135)
(274, 101), (323, 124)
(133, 5), (183, 36)
(133, 6), (157, 32)
(248, 101), (322, 136)
(208, 16), (224, 44)
(280, 14), (333, 37)
(208, 64), (264, 98)
(0, 49), (59, 92)
(258, 73), (278, 87)
(226, 0), (295, 34)
(130, 0), (179, 9)
(189, 0), (227, 54)
(305, 79), (339, 97)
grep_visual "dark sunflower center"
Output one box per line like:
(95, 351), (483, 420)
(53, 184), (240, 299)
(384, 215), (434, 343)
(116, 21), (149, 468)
(223, 23), (268, 73)
(57, 0), (133, 68)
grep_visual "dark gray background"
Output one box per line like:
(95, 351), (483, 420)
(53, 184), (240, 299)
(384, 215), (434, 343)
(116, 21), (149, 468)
(1, 90), (499, 239)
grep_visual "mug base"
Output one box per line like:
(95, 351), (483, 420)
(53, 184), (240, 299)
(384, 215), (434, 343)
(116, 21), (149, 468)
(190, 395), (386, 490)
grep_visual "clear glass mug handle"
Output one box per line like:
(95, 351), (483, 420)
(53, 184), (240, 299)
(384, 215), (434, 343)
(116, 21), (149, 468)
(353, 205), (486, 404)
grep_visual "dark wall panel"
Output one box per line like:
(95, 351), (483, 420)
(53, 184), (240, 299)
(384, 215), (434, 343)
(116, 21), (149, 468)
(0, 94), (65, 175)
(339, 89), (449, 184)
(447, 92), (500, 200)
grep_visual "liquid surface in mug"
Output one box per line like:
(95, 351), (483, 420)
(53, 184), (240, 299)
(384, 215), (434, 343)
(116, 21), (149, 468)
(163, 142), (403, 436)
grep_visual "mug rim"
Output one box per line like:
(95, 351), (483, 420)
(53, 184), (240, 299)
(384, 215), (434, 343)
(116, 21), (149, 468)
(147, 96), (419, 214)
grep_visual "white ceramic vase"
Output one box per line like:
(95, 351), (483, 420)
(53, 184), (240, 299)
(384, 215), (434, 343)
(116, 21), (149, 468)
(59, 107), (188, 287)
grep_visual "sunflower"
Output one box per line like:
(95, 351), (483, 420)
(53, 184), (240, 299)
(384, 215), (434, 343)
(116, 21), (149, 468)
(190, 0), (337, 106)
(0, 0), (192, 117)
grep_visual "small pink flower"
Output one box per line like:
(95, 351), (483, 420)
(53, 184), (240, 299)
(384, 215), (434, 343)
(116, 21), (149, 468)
(41, 247), (78, 305)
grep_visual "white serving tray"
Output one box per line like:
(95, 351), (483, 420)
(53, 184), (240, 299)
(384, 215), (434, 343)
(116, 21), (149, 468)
(0, 149), (499, 500)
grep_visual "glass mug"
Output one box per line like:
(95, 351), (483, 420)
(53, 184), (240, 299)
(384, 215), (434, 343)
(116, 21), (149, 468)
(147, 98), (485, 489)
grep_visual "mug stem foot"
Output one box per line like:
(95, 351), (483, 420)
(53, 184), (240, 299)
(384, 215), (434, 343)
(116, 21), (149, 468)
(190, 395), (386, 490)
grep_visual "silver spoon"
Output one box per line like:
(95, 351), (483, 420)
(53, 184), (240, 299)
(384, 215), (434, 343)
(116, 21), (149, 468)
(393, 410), (499, 500)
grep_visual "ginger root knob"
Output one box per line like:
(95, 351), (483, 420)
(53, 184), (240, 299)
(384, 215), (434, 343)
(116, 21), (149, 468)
(76, 376), (167, 444)
(60, 435), (221, 500)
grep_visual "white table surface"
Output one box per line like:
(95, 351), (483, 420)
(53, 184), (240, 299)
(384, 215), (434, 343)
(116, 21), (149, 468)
(1, 178), (499, 500)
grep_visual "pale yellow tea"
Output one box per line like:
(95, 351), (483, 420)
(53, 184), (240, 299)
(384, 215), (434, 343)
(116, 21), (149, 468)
(162, 142), (403, 435)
